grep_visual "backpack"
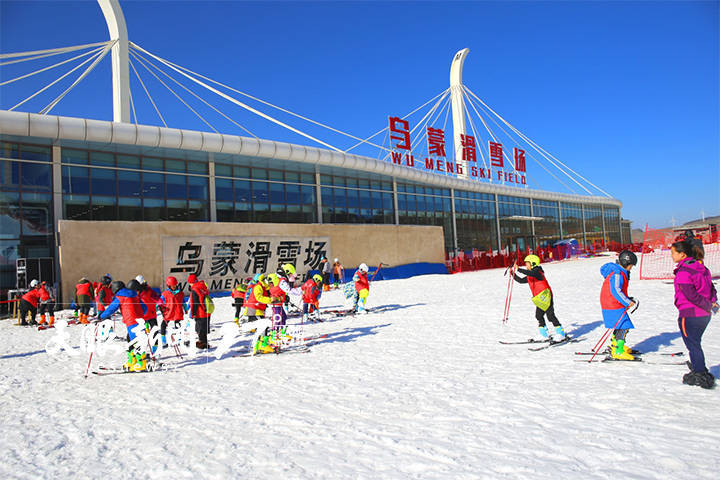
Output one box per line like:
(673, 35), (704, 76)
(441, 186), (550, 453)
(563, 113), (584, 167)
(204, 295), (215, 315)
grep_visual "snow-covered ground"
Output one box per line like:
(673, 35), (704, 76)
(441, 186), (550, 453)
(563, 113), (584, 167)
(1, 254), (718, 479)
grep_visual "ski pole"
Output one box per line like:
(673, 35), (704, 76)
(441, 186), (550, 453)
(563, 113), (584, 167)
(84, 322), (100, 379)
(588, 305), (632, 363)
(502, 270), (514, 323)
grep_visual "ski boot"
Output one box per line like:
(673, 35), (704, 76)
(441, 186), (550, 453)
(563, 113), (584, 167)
(133, 353), (148, 372)
(553, 326), (567, 340)
(47, 316), (55, 328)
(122, 352), (137, 372)
(537, 326), (550, 341)
(610, 335), (634, 354)
(38, 314), (47, 326)
(610, 339), (635, 360)
(253, 335), (277, 355)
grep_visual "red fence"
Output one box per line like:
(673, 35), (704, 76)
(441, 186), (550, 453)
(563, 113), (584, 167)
(639, 224), (720, 280)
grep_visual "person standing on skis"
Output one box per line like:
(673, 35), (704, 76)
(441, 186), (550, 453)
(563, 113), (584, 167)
(600, 250), (638, 360)
(187, 274), (211, 349)
(99, 280), (148, 372)
(353, 263), (370, 314)
(332, 258), (344, 289)
(94, 274), (114, 317)
(37, 281), (55, 327)
(302, 274), (323, 323)
(74, 278), (93, 324)
(159, 276), (186, 349)
(511, 255), (567, 341)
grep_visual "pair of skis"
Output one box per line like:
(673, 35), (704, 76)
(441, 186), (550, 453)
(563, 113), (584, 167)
(499, 336), (581, 351)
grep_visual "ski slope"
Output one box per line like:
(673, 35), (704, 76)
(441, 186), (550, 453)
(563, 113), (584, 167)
(1, 254), (718, 479)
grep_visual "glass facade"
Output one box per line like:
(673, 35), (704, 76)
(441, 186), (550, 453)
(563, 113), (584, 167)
(0, 136), (625, 297)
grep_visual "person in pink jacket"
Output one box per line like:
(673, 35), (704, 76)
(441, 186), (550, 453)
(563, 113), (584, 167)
(671, 240), (718, 389)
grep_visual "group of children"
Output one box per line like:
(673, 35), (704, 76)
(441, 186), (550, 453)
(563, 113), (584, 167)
(510, 240), (718, 389)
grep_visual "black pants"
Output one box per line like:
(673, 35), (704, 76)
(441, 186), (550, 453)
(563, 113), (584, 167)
(39, 302), (55, 317)
(160, 319), (181, 336)
(536, 299), (560, 328)
(146, 318), (158, 331)
(322, 272), (330, 285)
(19, 299), (37, 325)
(234, 299), (244, 319)
(76, 295), (92, 315)
(195, 316), (210, 344)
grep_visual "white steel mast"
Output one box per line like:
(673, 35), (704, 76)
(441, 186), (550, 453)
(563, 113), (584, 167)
(97, 0), (130, 122)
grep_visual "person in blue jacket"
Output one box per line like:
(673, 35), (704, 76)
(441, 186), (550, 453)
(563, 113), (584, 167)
(600, 251), (638, 360)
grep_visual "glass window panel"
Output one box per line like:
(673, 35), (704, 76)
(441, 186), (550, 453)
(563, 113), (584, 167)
(332, 176), (345, 187)
(117, 155), (140, 169)
(285, 172), (300, 183)
(371, 191), (383, 209)
(357, 179), (369, 189)
(90, 151), (114, 166)
(301, 173), (315, 185)
(166, 159), (186, 173)
(346, 178), (358, 188)
(383, 193), (393, 211)
(20, 162), (51, 190)
(0, 160), (20, 190)
(251, 168), (267, 180)
(286, 184), (301, 204)
(320, 174), (332, 186)
(359, 189), (371, 209)
(382, 181), (392, 191)
(142, 157), (163, 170)
(92, 195), (116, 220)
(61, 148), (87, 164)
(1, 142), (19, 159)
(19, 145), (50, 162)
(117, 170), (141, 198)
(217, 201), (233, 222)
(142, 172), (164, 198)
(268, 170), (284, 181)
(166, 174), (187, 199)
(321, 187), (333, 207)
(235, 180), (251, 203)
(64, 194), (90, 220)
(91, 168), (116, 196)
(269, 182), (285, 204)
(167, 199), (187, 221)
(333, 188), (347, 208)
(187, 176), (208, 200)
(60, 169), (83, 199)
(347, 189), (360, 208)
(398, 194), (407, 211)
(188, 200), (207, 221)
(234, 166), (250, 179)
(252, 181), (269, 204)
(301, 185), (315, 205)
(215, 178), (233, 202)
(0, 191), (21, 238)
(215, 164), (232, 177)
(118, 197), (142, 221)
(187, 161), (207, 174)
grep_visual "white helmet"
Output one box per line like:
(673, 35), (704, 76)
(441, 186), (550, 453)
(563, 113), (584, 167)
(135, 274), (146, 285)
(29, 279), (39, 287)
(334, 258), (339, 263)
(358, 263), (369, 272)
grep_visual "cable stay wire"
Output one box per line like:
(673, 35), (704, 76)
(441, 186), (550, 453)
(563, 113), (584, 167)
(129, 48), (258, 139)
(129, 49), (218, 133)
(459, 93), (490, 174)
(344, 88), (449, 154)
(40, 40), (116, 115)
(131, 42), (342, 152)
(9, 46), (107, 112)
(408, 92), (451, 160)
(463, 88), (574, 194)
(0, 40), (110, 64)
(129, 55), (166, 127)
(464, 86), (611, 197)
(128, 87), (138, 125)
(1, 46), (106, 87)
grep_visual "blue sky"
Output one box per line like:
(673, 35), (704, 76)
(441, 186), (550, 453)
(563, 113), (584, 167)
(1, 0), (718, 229)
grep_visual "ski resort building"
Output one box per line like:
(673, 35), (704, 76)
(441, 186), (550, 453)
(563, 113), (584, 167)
(0, 1), (630, 304)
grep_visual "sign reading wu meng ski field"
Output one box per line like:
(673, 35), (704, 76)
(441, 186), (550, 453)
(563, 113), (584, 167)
(162, 236), (331, 292)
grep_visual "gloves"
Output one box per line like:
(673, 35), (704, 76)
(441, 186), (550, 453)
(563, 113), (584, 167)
(712, 304), (719, 315)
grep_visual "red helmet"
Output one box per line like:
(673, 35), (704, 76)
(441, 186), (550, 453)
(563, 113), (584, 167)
(187, 274), (198, 284)
(166, 276), (179, 288)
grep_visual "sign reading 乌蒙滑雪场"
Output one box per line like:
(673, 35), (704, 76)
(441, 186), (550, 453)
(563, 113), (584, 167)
(162, 236), (330, 292)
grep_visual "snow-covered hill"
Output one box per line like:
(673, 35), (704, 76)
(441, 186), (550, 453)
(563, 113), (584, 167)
(1, 254), (718, 479)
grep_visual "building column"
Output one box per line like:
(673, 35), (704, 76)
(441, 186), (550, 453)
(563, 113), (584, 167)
(600, 205), (607, 246)
(392, 179), (399, 225)
(315, 169), (323, 224)
(208, 153), (217, 222)
(557, 201), (563, 240)
(450, 188), (458, 252)
(529, 198), (536, 250)
(51, 144), (63, 300)
(581, 204), (588, 247)
(494, 194), (502, 252)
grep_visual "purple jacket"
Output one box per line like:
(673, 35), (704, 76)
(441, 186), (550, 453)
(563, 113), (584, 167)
(673, 257), (717, 318)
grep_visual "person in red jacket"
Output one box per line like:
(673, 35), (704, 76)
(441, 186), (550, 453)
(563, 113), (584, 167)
(99, 280), (148, 371)
(135, 274), (161, 331)
(19, 279), (41, 326)
(353, 263), (370, 314)
(159, 276), (185, 347)
(37, 281), (55, 327)
(74, 278), (93, 324)
(244, 274), (272, 323)
(94, 274), (114, 316)
(302, 274), (323, 323)
(187, 274), (211, 349)
(511, 255), (567, 341)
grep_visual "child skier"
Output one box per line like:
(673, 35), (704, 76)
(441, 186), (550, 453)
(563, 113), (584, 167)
(94, 274), (113, 316)
(332, 258), (345, 289)
(600, 250), (638, 360)
(511, 255), (567, 340)
(99, 280), (148, 372)
(74, 277), (93, 324)
(301, 274), (323, 323)
(231, 278), (251, 325)
(353, 263), (370, 314)
(244, 274), (272, 323)
(37, 281), (55, 327)
(187, 274), (211, 349)
(159, 276), (185, 348)
(136, 274), (162, 331)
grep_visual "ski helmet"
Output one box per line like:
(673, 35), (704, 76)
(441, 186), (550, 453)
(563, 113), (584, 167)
(165, 276), (179, 289)
(102, 274), (112, 285)
(281, 263), (296, 276)
(334, 258), (339, 263)
(267, 273), (280, 286)
(312, 274), (323, 284)
(29, 279), (39, 288)
(127, 279), (142, 292)
(187, 274), (198, 285)
(135, 274), (146, 285)
(618, 250), (638, 268)
(524, 255), (541, 268)
(111, 280), (125, 295)
(358, 263), (369, 273)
